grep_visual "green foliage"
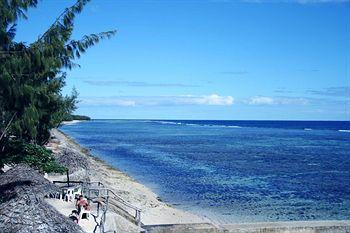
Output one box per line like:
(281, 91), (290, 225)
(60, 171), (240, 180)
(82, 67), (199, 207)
(0, 0), (115, 172)
(63, 114), (91, 121)
(23, 143), (67, 173)
(71, 115), (91, 120)
(1, 140), (66, 174)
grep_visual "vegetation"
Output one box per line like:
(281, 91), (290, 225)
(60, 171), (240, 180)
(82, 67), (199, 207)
(0, 0), (115, 173)
(63, 114), (91, 121)
(2, 141), (66, 173)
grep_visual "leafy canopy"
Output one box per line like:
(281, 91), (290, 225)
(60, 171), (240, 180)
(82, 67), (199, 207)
(0, 0), (116, 172)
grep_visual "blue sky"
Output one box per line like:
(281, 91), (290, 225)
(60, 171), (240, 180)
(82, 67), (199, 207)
(15, 0), (350, 120)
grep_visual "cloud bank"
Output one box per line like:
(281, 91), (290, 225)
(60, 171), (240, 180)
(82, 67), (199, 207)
(80, 94), (234, 107)
(245, 96), (309, 105)
(81, 98), (136, 107)
(181, 94), (234, 106)
(79, 94), (313, 107)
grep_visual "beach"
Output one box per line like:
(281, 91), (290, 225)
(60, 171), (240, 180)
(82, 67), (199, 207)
(2, 1), (349, 232)
(42, 123), (350, 233)
(58, 119), (350, 224)
(46, 128), (209, 227)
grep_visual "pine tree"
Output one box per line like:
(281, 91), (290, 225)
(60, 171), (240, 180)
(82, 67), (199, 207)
(0, 0), (116, 172)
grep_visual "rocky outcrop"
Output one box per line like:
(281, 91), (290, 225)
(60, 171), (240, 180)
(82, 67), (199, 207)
(0, 164), (85, 233)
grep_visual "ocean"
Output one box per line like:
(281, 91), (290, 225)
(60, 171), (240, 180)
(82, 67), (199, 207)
(60, 119), (350, 223)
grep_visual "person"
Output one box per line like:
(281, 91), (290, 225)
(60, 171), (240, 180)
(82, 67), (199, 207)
(75, 195), (91, 214)
(69, 210), (79, 223)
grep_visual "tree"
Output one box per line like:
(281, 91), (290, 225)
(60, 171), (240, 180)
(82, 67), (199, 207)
(0, 0), (116, 172)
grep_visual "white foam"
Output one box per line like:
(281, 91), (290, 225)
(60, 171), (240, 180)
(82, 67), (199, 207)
(155, 121), (178, 125)
(154, 121), (244, 129)
(304, 128), (312, 131)
(185, 123), (197, 126)
(61, 120), (82, 125)
(338, 129), (350, 133)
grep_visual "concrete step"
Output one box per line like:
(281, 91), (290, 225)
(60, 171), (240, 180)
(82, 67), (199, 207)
(221, 220), (350, 233)
(142, 220), (350, 233)
(142, 222), (220, 233)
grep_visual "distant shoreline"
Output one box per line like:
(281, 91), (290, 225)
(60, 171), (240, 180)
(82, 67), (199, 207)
(88, 119), (350, 122)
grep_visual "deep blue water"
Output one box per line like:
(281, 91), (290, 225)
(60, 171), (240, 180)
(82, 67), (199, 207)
(60, 120), (350, 223)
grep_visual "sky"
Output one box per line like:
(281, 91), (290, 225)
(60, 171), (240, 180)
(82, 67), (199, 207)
(15, 0), (350, 120)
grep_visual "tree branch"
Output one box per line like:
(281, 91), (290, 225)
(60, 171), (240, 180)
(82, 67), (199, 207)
(33, 0), (90, 44)
(0, 112), (17, 142)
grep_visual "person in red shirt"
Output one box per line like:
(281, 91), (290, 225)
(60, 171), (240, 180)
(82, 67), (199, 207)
(76, 195), (90, 214)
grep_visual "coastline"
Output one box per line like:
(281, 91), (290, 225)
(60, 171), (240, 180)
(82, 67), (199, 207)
(45, 128), (350, 233)
(47, 128), (210, 226)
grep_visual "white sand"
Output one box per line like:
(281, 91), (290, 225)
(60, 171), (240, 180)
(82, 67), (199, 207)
(60, 120), (83, 125)
(47, 129), (209, 227)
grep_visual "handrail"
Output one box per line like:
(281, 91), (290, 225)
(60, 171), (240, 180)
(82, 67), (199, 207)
(106, 188), (141, 212)
(53, 180), (83, 185)
(87, 187), (142, 226)
(85, 187), (140, 211)
(53, 180), (104, 187)
(52, 180), (142, 226)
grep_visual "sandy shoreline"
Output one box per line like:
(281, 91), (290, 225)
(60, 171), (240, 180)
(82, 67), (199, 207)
(47, 128), (209, 226)
(60, 120), (84, 125)
(44, 128), (350, 233)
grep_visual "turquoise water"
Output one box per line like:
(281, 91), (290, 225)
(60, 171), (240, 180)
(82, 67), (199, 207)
(61, 120), (350, 223)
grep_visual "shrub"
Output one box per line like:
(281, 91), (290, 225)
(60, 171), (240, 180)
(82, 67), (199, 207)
(1, 140), (67, 174)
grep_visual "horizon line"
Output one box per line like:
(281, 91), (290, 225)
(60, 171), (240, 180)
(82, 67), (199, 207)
(84, 118), (350, 122)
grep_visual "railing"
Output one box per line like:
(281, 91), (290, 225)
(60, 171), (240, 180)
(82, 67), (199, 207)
(88, 187), (142, 226)
(53, 180), (104, 187)
(52, 180), (142, 227)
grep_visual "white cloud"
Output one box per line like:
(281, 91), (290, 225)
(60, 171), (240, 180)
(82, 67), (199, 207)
(180, 94), (234, 106)
(81, 98), (136, 107)
(278, 97), (309, 105)
(80, 94), (234, 107)
(248, 96), (275, 105)
(246, 96), (309, 105)
(199, 94), (234, 105)
(80, 95), (310, 107)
